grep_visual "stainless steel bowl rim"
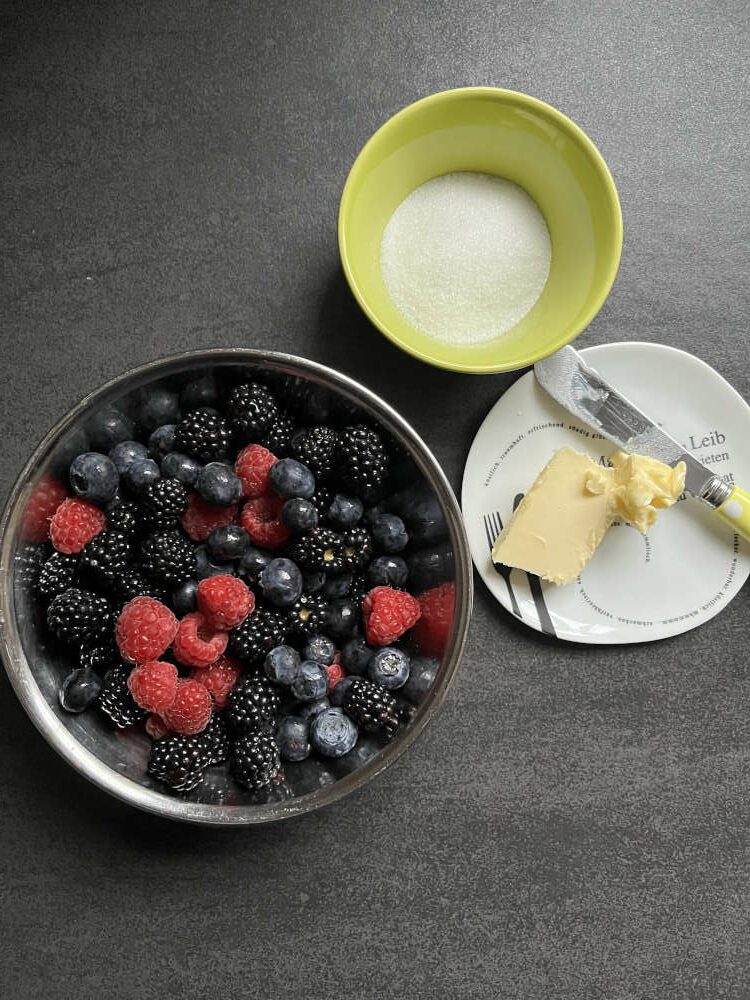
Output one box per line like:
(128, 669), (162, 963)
(0, 348), (473, 825)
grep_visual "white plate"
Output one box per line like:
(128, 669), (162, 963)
(461, 342), (750, 644)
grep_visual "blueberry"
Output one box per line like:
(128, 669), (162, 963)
(238, 546), (272, 583)
(303, 571), (326, 594)
(322, 572), (353, 600)
(304, 635), (336, 665)
(393, 483), (448, 545)
(367, 555), (408, 588)
(372, 513), (409, 552)
(291, 660), (328, 702)
(340, 638), (374, 676)
(325, 598), (358, 639)
(180, 374), (220, 410)
(281, 498), (319, 533)
(109, 440), (149, 475)
(310, 707), (358, 757)
(195, 544), (230, 580)
(122, 458), (160, 494)
(298, 697), (331, 719)
(87, 406), (136, 452)
(406, 542), (454, 591)
(59, 667), (102, 713)
(69, 452), (119, 503)
(276, 716), (311, 762)
(259, 557), (304, 607)
(330, 675), (357, 707)
(207, 524), (250, 562)
(403, 655), (439, 704)
(172, 579), (199, 616)
(148, 423), (176, 461)
(369, 647), (410, 689)
(196, 462), (243, 506)
(161, 451), (201, 487)
(136, 386), (181, 433)
(328, 494), (364, 528)
(264, 644), (301, 686)
(269, 458), (315, 499)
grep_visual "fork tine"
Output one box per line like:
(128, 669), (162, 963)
(483, 514), (494, 552)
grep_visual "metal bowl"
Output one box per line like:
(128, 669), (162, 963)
(0, 350), (472, 825)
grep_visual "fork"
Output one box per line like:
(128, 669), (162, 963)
(484, 496), (557, 637)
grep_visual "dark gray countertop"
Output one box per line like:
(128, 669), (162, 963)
(2, 2), (749, 997)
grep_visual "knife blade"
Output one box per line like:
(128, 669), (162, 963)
(533, 345), (730, 507)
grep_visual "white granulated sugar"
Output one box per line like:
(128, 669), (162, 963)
(380, 172), (551, 345)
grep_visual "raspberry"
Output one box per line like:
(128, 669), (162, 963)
(181, 492), (239, 542)
(197, 575), (254, 630)
(172, 611), (229, 668)
(162, 678), (213, 735)
(411, 582), (455, 657)
(235, 444), (277, 499)
(325, 661), (347, 695)
(240, 495), (291, 549)
(50, 498), (107, 555)
(145, 713), (173, 740)
(22, 476), (68, 543)
(116, 596), (178, 664)
(361, 586), (421, 646)
(190, 653), (242, 709)
(127, 660), (179, 713)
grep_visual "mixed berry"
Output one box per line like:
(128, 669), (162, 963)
(15, 370), (456, 798)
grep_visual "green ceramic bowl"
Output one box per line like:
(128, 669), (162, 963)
(338, 87), (623, 374)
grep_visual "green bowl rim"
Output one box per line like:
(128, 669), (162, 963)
(338, 86), (624, 375)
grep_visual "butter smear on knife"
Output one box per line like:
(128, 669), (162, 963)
(491, 448), (686, 585)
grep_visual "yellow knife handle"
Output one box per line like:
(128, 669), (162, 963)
(715, 485), (750, 543)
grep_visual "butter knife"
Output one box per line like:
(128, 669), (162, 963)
(534, 345), (750, 542)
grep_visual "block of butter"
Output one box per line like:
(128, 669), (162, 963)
(491, 447), (686, 585)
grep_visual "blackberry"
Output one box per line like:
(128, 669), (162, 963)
(308, 485), (334, 519)
(36, 551), (78, 602)
(105, 500), (142, 536)
(226, 677), (281, 736)
(113, 568), (165, 604)
(174, 408), (230, 462)
(79, 643), (122, 675)
(348, 572), (367, 607)
(342, 677), (401, 741)
(231, 733), (282, 791)
(341, 526), (372, 572)
(229, 606), (289, 664)
(47, 587), (113, 647)
(14, 543), (47, 591)
(286, 593), (328, 639)
(337, 424), (389, 498)
(197, 713), (231, 766)
(140, 530), (196, 588)
(291, 426), (339, 480)
(142, 477), (189, 530)
(227, 382), (278, 442)
(79, 531), (131, 588)
(99, 665), (147, 728)
(148, 733), (209, 792)
(288, 527), (345, 574)
(260, 409), (295, 456)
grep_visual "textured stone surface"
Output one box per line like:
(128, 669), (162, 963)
(2, 1), (749, 997)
